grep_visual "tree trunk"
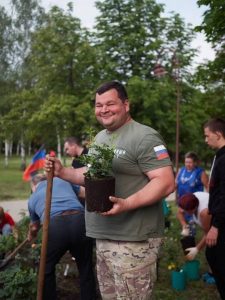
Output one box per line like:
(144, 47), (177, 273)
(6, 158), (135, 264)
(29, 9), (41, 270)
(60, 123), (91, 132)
(20, 135), (26, 170)
(56, 131), (61, 160)
(9, 140), (13, 156)
(4, 139), (9, 167)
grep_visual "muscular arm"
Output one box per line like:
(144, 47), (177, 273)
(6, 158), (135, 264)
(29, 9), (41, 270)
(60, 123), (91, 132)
(45, 156), (86, 186)
(130, 166), (175, 208)
(102, 165), (175, 215)
(58, 166), (86, 185)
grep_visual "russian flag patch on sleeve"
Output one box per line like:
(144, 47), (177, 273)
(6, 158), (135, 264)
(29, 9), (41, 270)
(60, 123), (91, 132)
(154, 145), (169, 160)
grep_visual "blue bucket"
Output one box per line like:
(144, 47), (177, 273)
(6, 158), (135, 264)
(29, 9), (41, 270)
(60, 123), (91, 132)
(171, 270), (186, 291)
(183, 260), (200, 280)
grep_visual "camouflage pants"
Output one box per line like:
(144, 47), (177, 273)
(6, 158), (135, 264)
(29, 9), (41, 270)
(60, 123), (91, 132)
(96, 238), (162, 300)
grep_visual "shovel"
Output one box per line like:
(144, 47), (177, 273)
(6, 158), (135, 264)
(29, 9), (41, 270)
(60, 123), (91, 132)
(37, 153), (54, 300)
(0, 237), (29, 270)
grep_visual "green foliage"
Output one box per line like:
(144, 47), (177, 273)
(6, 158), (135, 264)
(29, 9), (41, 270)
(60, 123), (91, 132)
(0, 235), (16, 254)
(196, 0), (225, 94)
(94, 0), (195, 81)
(95, 0), (165, 80)
(0, 265), (37, 300)
(78, 129), (115, 179)
(79, 142), (115, 179)
(0, 155), (31, 200)
(0, 215), (40, 299)
(196, 0), (225, 44)
(16, 215), (31, 242)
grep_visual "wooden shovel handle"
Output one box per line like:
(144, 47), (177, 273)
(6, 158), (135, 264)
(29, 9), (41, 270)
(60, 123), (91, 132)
(0, 238), (29, 269)
(36, 158), (54, 300)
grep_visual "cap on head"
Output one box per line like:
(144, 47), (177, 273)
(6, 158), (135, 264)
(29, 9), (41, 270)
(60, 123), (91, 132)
(178, 193), (199, 210)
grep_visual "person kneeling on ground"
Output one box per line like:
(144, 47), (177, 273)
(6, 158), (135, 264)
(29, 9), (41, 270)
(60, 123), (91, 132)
(0, 207), (15, 236)
(177, 192), (215, 284)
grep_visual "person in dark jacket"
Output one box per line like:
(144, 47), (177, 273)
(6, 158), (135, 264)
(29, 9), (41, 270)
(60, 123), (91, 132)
(64, 136), (88, 169)
(204, 118), (225, 299)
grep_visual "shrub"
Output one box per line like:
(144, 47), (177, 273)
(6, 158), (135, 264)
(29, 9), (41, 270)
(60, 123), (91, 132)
(78, 130), (115, 179)
(0, 235), (16, 255)
(0, 265), (37, 300)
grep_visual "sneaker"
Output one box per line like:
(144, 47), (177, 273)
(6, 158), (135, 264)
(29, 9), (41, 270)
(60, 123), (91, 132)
(202, 272), (216, 284)
(205, 275), (216, 284)
(202, 272), (210, 281)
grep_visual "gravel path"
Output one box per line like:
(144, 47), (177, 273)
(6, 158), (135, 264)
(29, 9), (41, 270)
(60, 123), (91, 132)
(1, 200), (28, 222)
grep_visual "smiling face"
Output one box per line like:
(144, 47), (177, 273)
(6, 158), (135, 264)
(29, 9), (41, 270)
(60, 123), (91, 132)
(95, 88), (131, 131)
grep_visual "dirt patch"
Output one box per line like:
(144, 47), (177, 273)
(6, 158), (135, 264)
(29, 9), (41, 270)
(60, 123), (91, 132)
(53, 252), (101, 299)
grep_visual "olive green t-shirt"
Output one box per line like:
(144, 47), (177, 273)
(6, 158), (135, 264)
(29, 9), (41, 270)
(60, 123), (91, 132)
(85, 120), (172, 241)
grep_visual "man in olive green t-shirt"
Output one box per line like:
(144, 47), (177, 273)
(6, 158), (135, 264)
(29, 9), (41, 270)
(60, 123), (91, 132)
(45, 81), (175, 299)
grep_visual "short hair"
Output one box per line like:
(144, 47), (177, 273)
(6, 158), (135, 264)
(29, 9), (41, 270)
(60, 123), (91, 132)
(184, 151), (199, 163)
(204, 118), (225, 138)
(64, 137), (81, 146)
(31, 174), (46, 186)
(95, 80), (128, 103)
(0, 207), (5, 219)
(178, 193), (199, 210)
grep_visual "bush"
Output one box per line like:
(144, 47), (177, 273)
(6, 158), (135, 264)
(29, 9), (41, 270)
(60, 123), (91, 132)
(0, 235), (16, 255)
(0, 265), (37, 300)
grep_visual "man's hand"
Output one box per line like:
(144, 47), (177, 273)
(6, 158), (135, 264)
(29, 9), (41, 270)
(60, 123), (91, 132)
(27, 223), (40, 242)
(101, 196), (131, 216)
(206, 226), (218, 247)
(44, 155), (63, 177)
(185, 247), (199, 260)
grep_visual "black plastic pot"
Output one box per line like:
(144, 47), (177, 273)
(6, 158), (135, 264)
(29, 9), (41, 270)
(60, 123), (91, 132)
(85, 176), (115, 212)
(180, 236), (196, 254)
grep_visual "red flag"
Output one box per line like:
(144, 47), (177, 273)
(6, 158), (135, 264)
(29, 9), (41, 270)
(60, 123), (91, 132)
(23, 149), (46, 181)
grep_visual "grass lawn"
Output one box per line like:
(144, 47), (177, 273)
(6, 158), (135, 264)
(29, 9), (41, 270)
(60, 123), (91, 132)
(0, 155), (31, 200)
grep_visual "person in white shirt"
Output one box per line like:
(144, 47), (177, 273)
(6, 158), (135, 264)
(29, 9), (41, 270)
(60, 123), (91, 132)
(177, 192), (215, 284)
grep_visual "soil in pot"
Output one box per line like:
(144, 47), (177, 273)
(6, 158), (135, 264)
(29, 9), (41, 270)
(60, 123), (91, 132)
(85, 176), (115, 212)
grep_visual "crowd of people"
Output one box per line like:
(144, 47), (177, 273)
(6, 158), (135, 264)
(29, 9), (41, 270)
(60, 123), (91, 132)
(1, 80), (225, 299)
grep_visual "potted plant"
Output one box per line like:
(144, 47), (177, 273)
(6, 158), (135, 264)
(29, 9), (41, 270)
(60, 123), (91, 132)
(78, 133), (115, 212)
(180, 236), (196, 254)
